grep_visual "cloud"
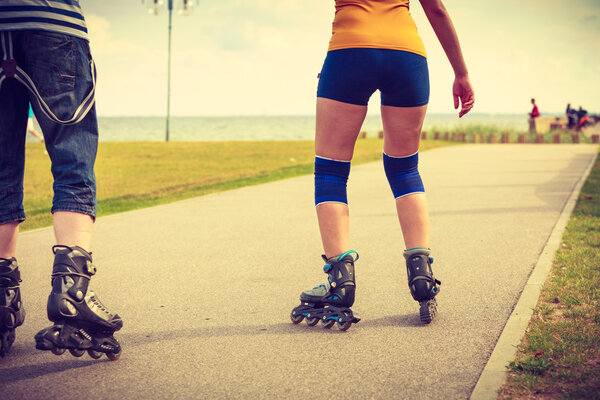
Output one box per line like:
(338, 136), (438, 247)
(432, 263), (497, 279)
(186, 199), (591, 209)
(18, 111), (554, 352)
(85, 13), (171, 116)
(187, 0), (330, 51)
(86, 14), (138, 56)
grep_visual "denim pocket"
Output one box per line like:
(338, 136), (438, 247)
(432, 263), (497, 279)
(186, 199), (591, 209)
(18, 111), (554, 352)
(25, 31), (76, 97)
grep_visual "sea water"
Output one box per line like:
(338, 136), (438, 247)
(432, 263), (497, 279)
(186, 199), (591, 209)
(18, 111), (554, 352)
(29, 114), (535, 142)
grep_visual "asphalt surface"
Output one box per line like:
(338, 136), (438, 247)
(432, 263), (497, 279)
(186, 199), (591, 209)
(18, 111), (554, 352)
(1, 144), (597, 399)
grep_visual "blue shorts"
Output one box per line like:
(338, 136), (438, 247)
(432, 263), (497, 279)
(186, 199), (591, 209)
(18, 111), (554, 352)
(317, 48), (430, 107)
(0, 31), (98, 225)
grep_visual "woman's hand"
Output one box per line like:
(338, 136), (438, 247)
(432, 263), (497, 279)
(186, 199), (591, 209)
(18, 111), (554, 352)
(420, 0), (474, 117)
(453, 75), (474, 118)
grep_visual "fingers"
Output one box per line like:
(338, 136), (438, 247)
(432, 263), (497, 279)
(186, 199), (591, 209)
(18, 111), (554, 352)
(458, 94), (474, 118)
(453, 76), (475, 118)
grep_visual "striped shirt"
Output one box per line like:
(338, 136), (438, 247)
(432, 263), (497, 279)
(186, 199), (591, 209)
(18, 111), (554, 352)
(0, 0), (88, 40)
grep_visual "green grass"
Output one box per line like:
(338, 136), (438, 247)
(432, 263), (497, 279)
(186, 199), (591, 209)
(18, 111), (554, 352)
(498, 149), (600, 399)
(426, 123), (520, 138)
(425, 124), (595, 144)
(21, 139), (455, 231)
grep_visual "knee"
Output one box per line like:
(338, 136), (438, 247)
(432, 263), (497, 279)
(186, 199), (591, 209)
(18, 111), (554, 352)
(314, 156), (351, 206)
(383, 152), (424, 199)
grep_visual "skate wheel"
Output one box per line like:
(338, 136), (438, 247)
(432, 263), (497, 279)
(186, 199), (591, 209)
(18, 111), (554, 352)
(419, 299), (437, 324)
(0, 330), (15, 357)
(88, 349), (103, 359)
(51, 346), (66, 356)
(106, 350), (121, 361)
(337, 321), (352, 331)
(321, 319), (335, 329)
(69, 348), (85, 357)
(305, 316), (319, 326)
(290, 313), (304, 324)
(5, 312), (16, 329)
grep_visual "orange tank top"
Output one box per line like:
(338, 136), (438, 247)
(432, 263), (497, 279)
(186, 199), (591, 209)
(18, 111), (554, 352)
(328, 0), (426, 57)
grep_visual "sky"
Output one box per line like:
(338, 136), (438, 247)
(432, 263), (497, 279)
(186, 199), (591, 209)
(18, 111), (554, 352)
(80, 0), (600, 117)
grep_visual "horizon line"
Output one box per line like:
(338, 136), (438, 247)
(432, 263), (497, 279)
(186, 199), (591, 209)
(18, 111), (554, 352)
(93, 112), (577, 118)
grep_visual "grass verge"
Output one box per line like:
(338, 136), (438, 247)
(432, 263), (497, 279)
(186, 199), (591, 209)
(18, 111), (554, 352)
(21, 139), (455, 231)
(425, 124), (597, 144)
(498, 149), (600, 399)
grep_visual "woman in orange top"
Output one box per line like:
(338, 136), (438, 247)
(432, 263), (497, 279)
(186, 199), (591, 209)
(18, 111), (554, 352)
(290, 0), (474, 329)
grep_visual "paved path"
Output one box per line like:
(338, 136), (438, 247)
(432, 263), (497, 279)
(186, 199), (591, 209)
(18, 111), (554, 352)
(1, 144), (597, 399)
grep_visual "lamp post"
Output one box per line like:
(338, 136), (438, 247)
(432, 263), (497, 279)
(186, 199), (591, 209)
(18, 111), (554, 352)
(144, 0), (195, 142)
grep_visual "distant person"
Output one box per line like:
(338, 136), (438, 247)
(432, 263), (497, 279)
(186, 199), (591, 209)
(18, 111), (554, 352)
(566, 103), (577, 131)
(26, 104), (44, 142)
(576, 106), (588, 132)
(290, 0), (474, 330)
(529, 98), (539, 133)
(0, 0), (122, 360)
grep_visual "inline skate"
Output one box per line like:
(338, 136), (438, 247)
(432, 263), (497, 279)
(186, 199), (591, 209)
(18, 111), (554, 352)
(0, 258), (26, 357)
(291, 250), (360, 331)
(404, 248), (441, 324)
(35, 246), (122, 360)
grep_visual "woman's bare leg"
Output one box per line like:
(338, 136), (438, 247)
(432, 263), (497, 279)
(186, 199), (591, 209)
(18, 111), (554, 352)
(381, 104), (430, 249)
(315, 98), (367, 258)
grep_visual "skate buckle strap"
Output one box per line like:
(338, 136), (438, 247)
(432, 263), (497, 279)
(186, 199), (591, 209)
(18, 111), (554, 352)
(406, 247), (428, 251)
(0, 260), (22, 284)
(335, 250), (359, 262)
(322, 250), (359, 272)
(410, 275), (441, 285)
(84, 260), (97, 275)
(51, 271), (92, 281)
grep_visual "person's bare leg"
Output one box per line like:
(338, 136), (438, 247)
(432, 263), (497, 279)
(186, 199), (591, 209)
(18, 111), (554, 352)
(0, 223), (19, 258)
(395, 193), (430, 249)
(315, 98), (367, 258)
(381, 104), (430, 249)
(53, 211), (93, 250)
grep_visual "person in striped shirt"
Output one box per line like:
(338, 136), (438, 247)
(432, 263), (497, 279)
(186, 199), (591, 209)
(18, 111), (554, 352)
(0, 0), (122, 360)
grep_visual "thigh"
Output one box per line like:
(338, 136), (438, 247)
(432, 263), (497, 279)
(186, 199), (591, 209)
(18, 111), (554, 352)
(378, 50), (429, 156)
(316, 48), (382, 160)
(381, 104), (427, 157)
(315, 97), (367, 161)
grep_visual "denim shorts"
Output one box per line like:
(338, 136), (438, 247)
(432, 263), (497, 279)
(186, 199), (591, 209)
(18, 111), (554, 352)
(0, 30), (98, 225)
(317, 48), (430, 107)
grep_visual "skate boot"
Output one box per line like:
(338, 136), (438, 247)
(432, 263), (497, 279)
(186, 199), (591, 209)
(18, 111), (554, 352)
(404, 248), (441, 324)
(291, 250), (360, 331)
(35, 246), (122, 360)
(0, 258), (26, 357)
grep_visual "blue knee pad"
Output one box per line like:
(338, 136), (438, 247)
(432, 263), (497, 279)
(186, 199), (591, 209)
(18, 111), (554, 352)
(383, 152), (424, 199)
(314, 156), (351, 206)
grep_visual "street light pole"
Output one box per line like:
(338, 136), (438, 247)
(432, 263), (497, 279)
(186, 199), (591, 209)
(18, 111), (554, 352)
(166, 0), (173, 142)
(144, 0), (194, 142)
